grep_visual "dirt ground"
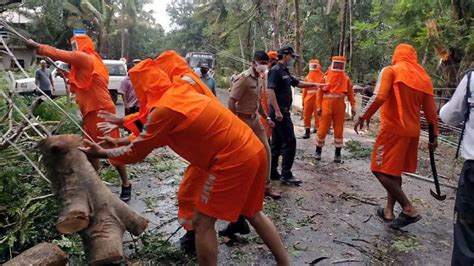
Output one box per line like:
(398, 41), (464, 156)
(111, 89), (460, 265)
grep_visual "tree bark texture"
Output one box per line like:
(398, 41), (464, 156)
(39, 134), (149, 265)
(4, 243), (68, 266)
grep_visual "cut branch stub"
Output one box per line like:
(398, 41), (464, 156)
(39, 134), (149, 265)
(4, 242), (68, 266)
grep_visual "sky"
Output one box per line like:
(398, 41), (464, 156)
(145, 0), (173, 32)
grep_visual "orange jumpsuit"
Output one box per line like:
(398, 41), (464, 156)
(259, 74), (272, 138)
(37, 36), (121, 164)
(361, 44), (439, 176)
(303, 59), (324, 129)
(112, 66), (267, 222)
(316, 56), (355, 148)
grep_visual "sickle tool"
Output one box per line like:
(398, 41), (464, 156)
(428, 124), (446, 201)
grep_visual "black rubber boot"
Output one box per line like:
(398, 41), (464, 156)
(179, 230), (196, 253)
(218, 216), (250, 237)
(302, 128), (310, 139)
(315, 146), (322, 161)
(334, 147), (342, 163)
(119, 184), (132, 202)
(311, 127), (317, 134)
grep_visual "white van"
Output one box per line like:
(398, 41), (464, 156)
(14, 60), (127, 103)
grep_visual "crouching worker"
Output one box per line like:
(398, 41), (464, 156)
(80, 59), (289, 265)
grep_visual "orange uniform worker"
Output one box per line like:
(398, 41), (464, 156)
(95, 50), (218, 252)
(259, 50), (279, 139)
(315, 56), (355, 163)
(81, 60), (289, 265)
(26, 35), (132, 201)
(302, 59), (325, 139)
(354, 44), (438, 229)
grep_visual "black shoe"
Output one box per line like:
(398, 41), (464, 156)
(179, 230), (196, 253)
(311, 127), (317, 134)
(120, 184), (132, 202)
(334, 148), (342, 163)
(218, 216), (250, 237)
(281, 175), (302, 185)
(302, 128), (310, 139)
(270, 172), (282, 181)
(314, 147), (322, 161)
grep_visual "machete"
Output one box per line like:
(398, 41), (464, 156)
(428, 124), (446, 201)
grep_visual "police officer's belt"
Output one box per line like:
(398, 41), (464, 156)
(237, 113), (257, 119)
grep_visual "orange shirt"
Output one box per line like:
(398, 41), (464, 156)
(38, 45), (115, 116)
(112, 83), (264, 171)
(317, 75), (355, 109)
(361, 66), (439, 137)
(304, 70), (325, 98)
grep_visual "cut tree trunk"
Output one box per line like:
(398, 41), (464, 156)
(39, 134), (149, 265)
(4, 243), (68, 266)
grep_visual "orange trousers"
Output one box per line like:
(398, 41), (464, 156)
(316, 97), (345, 148)
(303, 93), (319, 129)
(177, 165), (209, 230)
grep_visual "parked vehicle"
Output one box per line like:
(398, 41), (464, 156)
(185, 52), (216, 77)
(14, 59), (127, 103)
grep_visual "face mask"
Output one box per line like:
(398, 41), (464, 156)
(256, 64), (268, 74)
(287, 57), (296, 67)
(309, 64), (318, 70)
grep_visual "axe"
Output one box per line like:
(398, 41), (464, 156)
(428, 124), (446, 201)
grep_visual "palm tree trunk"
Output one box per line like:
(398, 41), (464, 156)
(338, 0), (348, 56)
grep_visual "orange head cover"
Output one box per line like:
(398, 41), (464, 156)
(391, 43), (433, 95)
(324, 56), (348, 93)
(306, 59), (324, 82)
(154, 50), (190, 78)
(68, 35), (108, 90)
(267, 51), (278, 61)
(128, 59), (173, 109)
(154, 50), (216, 98)
(391, 43), (434, 127)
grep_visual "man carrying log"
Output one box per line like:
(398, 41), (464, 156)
(26, 35), (132, 202)
(96, 50), (218, 253)
(354, 43), (439, 229)
(80, 59), (289, 265)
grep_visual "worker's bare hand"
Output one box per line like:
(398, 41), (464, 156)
(98, 135), (119, 147)
(275, 111), (283, 122)
(428, 137), (438, 152)
(97, 122), (118, 135)
(98, 110), (123, 125)
(354, 117), (365, 134)
(25, 39), (40, 49)
(78, 139), (108, 158)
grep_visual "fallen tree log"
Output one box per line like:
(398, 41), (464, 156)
(4, 242), (68, 266)
(39, 134), (149, 265)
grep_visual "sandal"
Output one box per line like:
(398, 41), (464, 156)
(389, 212), (422, 229)
(376, 207), (393, 222)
